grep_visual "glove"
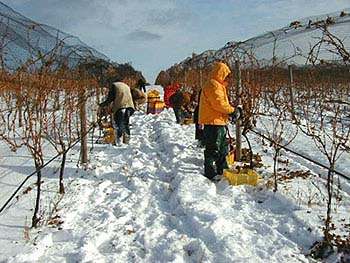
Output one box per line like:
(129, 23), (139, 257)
(230, 105), (243, 120)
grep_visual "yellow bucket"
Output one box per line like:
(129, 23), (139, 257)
(104, 135), (115, 144)
(223, 168), (259, 186)
(105, 127), (114, 134)
(104, 128), (115, 144)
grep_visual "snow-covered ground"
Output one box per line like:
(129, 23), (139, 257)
(0, 101), (349, 263)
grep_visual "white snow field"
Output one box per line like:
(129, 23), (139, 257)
(0, 103), (349, 263)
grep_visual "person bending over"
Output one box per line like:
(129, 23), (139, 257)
(100, 81), (135, 145)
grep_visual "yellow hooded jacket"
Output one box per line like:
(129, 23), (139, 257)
(199, 62), (235, 125)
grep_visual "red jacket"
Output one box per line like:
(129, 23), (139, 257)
(164, 84), (180, 108)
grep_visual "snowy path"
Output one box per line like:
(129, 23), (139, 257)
(5, 109), (323, 263)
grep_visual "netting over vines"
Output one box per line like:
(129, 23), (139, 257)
(172, 9), (350, 71)
(165, 9), (350, 116)
(0, 2), (108, 71)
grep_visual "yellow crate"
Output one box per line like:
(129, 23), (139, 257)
(182, 118), (194, 125)
(223, 168), (259, 186)
(226, 151), (235, 166)
(147, 101), (164, 114)
(148, 96), (161, 103)
(147, 89), (161, 103)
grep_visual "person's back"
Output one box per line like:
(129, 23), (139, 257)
(169, 90), (184, 123)
(169, 90), (192, 123)
(170, 91), (192, 109)
(169, 90), (183, 108)
(112, 82), (135, 113)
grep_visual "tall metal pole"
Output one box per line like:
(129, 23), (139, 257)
(235, 60), (242, 161)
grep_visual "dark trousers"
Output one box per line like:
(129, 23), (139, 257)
(113, 108), (134, 138)
(172, 107), (183, 124)
(195, 124), (205, 141)
(203, 125), (229, 179)
(194, 105), (204, 142)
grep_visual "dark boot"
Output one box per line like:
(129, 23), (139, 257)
(123, 134), (130, 144)
(204, 152), (218, 179)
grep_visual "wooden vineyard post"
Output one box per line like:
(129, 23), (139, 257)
(18, 73), (23, 127)
(80, 89), (88, 164)
(235, 60), (242, 161)
(288, 65), (296, 121)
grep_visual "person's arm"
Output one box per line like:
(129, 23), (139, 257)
(100, 86), (115, 107)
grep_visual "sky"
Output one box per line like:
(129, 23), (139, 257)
(2, 0), (350, 83)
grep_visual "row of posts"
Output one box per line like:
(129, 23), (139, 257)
(233, 61), (294, 162)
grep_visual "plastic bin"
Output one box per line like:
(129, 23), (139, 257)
(104, 127), (115, 144)
(147, 89), (161, 103)
(147, 101), (165, 114)
(148, 96), (161, 103)
(223, 168), (259, 186)
(226, 150), (235, 166)
(182, 118), (194, 125)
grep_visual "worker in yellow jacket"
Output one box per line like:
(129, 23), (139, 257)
(198, 61), (240, 181)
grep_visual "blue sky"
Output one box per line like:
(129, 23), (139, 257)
(3, 0), (350, 83)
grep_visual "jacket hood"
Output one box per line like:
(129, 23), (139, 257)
(210, 62), (231, 84)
